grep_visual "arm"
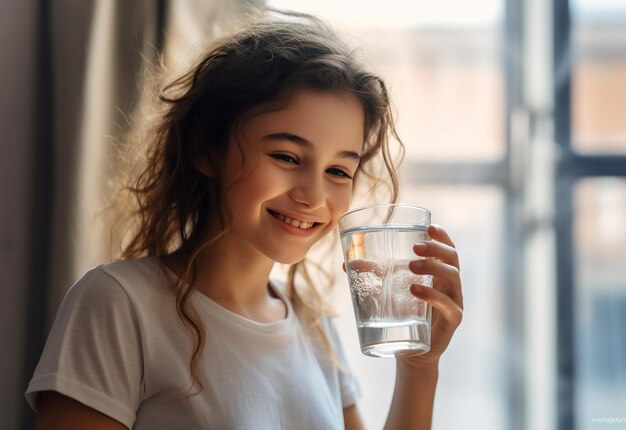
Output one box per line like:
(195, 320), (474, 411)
(343, 363), (439, 430)
(383, 362), (439, 430)
(25, 268), (143, 429)
(384, 225), (463, 430)
(36, 391), (127, 430)
(344, 404), (366, 430)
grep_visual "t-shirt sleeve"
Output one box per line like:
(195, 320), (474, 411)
(24, 266), (143, 429)
(325, 317), (362, 408)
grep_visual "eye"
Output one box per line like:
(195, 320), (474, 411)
(327, 167), (353, 180)
(269, 153), (299, 164)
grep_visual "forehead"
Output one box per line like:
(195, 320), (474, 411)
(240, 89), (365, 154)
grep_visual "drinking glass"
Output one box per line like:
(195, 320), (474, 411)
(338, 204), (433, 358)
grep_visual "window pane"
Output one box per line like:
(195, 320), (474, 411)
(333, 186), (507, 429)
(574, 178), (626, 427)
(269, 1), (506, 161)
(572, 0), (626, 153)
(368, 27), (505, 162)
(267, 3), (510, 427)
(401, 185), (508, 429)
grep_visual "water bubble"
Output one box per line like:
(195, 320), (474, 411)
(349, 270), (381, 306)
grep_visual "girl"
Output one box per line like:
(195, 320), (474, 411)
(26, 12), (463, 430)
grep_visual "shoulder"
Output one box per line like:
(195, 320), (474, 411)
(64, 256), (173, 313)
(96, 256), (171, 291)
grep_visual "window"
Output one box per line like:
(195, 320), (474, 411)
(556, 1), (626, 429)
(574, 179), (626, 426)
(268, 1), (626, 428)
(571, 0), (626, 153)
(269, 1), (517, 429)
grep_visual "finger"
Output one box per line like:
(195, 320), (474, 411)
(413, 241), (459, 269)
(428, 224), (456, 249)
(409, 258), (461, 287)
(410, 284), (463, 329)
(409, 260), (463, 310)
(345, 259), (384, 277)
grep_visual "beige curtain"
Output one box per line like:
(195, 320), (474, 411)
(71, 0), (265, 292)
(2, 1), (264, 428)
(66, 0), (162, 310)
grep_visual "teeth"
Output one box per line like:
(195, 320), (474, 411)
(270, 210), (314, 230)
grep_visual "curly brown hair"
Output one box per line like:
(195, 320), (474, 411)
(107, 13), (404, 393)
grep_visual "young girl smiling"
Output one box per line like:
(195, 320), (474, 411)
(26, 13), (463, 430)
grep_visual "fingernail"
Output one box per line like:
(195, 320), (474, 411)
(411, 284), (424, 294)
(414, 243), (427, 252)
(409, 260), (422, 271)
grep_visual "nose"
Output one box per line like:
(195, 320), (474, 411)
(289, 171), (325, 209)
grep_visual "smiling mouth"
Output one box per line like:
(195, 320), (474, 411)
(267, 209), (320, 230)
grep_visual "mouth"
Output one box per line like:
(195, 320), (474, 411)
(267, 209), (320, 230)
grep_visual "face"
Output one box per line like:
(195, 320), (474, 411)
(216, 89), (365, 264)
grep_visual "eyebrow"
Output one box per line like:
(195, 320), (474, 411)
(263, 132), (362, 161)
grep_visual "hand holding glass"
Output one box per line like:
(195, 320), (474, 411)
(338, 204), (432, 358)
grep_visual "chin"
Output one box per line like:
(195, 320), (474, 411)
(273, 254), (307, 265)
(266, 247), (309, 265)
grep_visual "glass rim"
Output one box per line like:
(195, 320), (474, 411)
(338, 203), (431, 222)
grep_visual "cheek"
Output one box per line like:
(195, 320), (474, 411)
(246, 164), (284, 196)
(225, 164), (282, 211)
(329, 187), (353, 219)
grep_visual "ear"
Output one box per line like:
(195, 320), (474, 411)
(193, 155), (214, 177)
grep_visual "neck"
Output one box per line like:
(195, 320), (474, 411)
(196, 240), (276, 304)
(162, 233), (282, 319)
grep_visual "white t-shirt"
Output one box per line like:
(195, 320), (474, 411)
(25, 256), (360, 429)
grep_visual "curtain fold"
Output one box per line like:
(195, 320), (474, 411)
(18, 1), (164, 428)
(9, 1), (264, 428)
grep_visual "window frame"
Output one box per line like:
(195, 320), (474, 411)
(553, 1), (626, 429)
